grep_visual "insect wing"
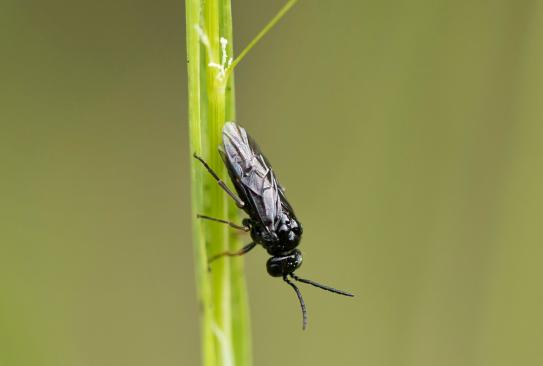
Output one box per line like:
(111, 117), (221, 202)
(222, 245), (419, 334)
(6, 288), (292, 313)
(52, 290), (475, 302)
(249, 131), (296, 220)
(277, 186), (296, 219)
(221, 122), (282, 231)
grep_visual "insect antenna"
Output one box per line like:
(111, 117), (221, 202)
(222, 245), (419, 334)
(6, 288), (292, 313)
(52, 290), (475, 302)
(290, 273), (354, 297)
(283, 275), (308, 330)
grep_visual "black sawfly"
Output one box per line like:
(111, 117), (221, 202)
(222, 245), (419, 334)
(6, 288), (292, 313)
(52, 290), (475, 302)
(194, 122), (353, 330)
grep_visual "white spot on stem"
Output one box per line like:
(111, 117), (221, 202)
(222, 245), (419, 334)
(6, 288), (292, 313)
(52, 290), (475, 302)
(195, 26), (234, 82)
(209, 37), (233, 81)
(195, 24), (210, 49)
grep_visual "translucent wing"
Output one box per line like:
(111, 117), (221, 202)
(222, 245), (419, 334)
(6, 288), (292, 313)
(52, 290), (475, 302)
(220, 122), (293, 232)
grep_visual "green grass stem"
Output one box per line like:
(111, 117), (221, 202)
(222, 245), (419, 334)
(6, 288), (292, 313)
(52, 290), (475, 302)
(185, 1), (298, 365)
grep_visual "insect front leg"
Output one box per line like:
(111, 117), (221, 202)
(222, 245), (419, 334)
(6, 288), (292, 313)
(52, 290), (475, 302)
(193, 153), (245, 208)
(208, 242), (257, 263)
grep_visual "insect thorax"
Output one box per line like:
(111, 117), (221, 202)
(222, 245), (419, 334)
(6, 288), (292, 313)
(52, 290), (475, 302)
(247, 213), (303, 256)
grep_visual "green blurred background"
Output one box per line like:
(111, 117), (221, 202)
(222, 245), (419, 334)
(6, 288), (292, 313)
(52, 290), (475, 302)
(2, 1), (543, 365)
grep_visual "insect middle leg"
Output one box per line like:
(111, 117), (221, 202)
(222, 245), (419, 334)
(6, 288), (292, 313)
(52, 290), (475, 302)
(208, 242), (257, 263)
(197, 214), (249, 232)
(193, 153), (245, 208)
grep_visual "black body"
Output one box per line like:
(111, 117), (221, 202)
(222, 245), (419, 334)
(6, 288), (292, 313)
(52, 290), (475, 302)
(195, 122), (353, 329)
(221, 122), (303, 271)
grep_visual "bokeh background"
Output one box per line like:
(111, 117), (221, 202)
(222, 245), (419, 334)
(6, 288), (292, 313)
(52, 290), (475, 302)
(2, 1), (543, 365)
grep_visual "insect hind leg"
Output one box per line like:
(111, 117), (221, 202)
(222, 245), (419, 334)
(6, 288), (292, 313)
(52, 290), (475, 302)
(208, 242), (256, 263)
(193, 153), (245, 208)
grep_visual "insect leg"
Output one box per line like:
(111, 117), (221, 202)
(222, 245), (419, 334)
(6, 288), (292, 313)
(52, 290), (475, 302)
(193, 153), (245, 208)
(197, 214), (249, 232)
(283, 275), (308, 330)
(208, 242), (256, 263)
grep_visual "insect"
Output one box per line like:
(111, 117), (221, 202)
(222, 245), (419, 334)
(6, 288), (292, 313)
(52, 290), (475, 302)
(194, 122), (353, 329)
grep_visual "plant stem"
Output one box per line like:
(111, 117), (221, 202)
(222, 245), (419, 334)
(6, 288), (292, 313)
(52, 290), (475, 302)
(186, 0), (216, 364)
(187, 0), (244, 365)
(186, 1), (299, 365)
